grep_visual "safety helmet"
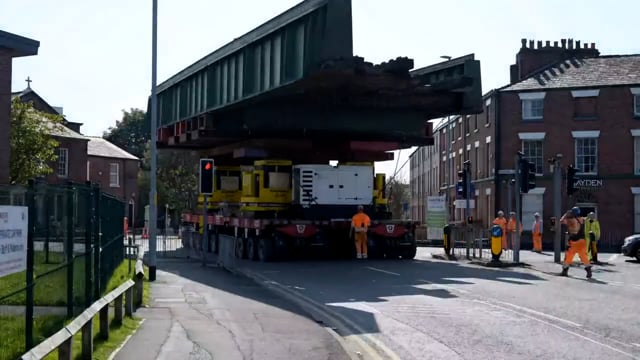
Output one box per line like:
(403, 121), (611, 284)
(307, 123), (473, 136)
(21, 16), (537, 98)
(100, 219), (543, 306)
(571, 207), (581, 216)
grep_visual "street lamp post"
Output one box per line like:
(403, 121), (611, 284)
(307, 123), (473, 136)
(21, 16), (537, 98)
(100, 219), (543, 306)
(148, 0), (159, 281)
(440, 55), (452, 223)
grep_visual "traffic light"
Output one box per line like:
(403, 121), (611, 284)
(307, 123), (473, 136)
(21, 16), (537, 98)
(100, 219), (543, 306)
(519, 159), (537, 193)
(566, 165), (578, 196)
(457, 170), (468, 198)
(199, 158), (214, 194)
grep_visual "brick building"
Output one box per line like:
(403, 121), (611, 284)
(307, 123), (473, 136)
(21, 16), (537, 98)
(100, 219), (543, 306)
(12, 87), (89, 185)
(0, 30), (39, 184)
(87, 137), (139, 205)
(410, 38), (640, 248)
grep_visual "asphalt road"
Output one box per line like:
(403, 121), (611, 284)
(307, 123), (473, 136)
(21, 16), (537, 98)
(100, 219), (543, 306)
(238, 248), (640, 360)
(114, 260), (350, 360)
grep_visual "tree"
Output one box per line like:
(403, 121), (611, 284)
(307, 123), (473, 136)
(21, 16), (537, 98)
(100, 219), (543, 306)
(9, 98), (64, 185)
(103, 108), (149, 159)
(387, 177), (410, 220)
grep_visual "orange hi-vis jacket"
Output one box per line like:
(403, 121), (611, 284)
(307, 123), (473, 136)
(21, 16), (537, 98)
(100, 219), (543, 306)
(352, 213), (371, 233)
(532, 220), (543, 235)
(507, 218), (523, 234)
(493, 217), (507, 233)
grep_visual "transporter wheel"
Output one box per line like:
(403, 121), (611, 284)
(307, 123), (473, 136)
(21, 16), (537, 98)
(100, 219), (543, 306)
(235, 237), (246, 259)
(246, 237), (258, 261)
(258, 237), (275, 262)
(401, 246), (417, 260)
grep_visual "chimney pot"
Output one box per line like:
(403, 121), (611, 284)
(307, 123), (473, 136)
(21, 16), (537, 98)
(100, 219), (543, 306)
(561, 39), (567, 48)
(545, 40), (551, 47)
(521, 38), (527, 48)
(575, 40), (581, 48)
(568, 38), (574, 49)
(554, 41), (559, 47)
(529, 40), (534, 48)
(584, 43), (588, 49)
(591, 42), (596, 49)
(537, 40), (543, 49)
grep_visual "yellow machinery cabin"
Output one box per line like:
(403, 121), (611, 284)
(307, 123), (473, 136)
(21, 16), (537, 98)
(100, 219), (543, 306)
(240, 159), (293, 211)
(197, 165), (243, 209)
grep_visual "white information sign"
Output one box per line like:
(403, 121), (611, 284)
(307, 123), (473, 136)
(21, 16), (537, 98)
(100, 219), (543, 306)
(0, 206), (28, 278)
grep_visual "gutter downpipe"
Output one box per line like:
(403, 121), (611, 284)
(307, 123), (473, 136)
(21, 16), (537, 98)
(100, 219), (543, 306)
(493, 90), (501, 220)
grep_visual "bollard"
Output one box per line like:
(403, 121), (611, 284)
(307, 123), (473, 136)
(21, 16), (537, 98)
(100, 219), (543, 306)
(134, 260), (145, 308)
(443, 224), (452, 256)
(490, 225), (503, 262)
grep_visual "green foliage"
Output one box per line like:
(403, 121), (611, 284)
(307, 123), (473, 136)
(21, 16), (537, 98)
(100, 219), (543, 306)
(9, 98), (63, 185)
(102, 108), (149, 159)
(387, 178), (410, 219)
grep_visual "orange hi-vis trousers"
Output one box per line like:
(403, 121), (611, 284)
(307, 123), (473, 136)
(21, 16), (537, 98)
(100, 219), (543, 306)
(354, 232), (368, 256)
(563, 239), (590, 266)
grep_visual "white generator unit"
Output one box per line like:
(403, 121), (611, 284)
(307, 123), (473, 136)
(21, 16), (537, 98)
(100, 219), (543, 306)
(292, 164), (374, 206)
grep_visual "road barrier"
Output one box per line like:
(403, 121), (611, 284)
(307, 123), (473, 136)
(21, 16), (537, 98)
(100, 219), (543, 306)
(446, 224), (514, 262)
(19, 252), (145, 360)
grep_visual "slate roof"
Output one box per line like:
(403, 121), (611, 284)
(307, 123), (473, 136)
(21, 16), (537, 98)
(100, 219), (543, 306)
(502, 54), (640, 92)
(87, 137), (139, 160)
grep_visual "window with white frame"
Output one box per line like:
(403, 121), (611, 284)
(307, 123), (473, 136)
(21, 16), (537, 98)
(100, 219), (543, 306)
(522, 140), (544, 175)
(57, 148), (68, 178)
(109, 163), (120, 187)
(519, 92), (545, 121)
(633, 130), (640, 175)
(632, 87), (640, 116)
(575, 137), (598, 175)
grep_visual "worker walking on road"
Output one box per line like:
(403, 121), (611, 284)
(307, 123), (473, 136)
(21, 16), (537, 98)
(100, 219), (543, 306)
(559, 207), (593, 278)
(351, 205), (371, 259)
(507, 212), (522, 250)
(585, 212), (601, 263)
(531, 213), (543, 253)
(493, 211), (508, 250)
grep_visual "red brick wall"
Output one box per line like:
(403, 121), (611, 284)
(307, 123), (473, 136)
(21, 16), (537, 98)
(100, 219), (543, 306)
(498, 86), (639, 239)
(88, 156), (139, 203)
(0, 50), (11, 184)
(45, 137), (88, 185)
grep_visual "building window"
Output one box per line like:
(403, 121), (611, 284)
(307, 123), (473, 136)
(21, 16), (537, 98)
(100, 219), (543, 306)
(635, 191), (640, 233)
(109, 163), (120, 187)
(575, 138), (598, 175)
(474, 146), (479, 179)
(634, 134), (640, 175)
(519, 92), (545, 121)
(522, 140), (544, 175)
(57, 148), (68, 178)
(522, 99), (543, 120)
(635, 94), (640, 117)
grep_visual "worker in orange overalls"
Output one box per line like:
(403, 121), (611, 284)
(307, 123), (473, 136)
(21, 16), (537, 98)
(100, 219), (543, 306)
(351, 205), (371, 259)
(506, 211), (522, 250)
(492, 210), (508, 250)
(560, 207), (592, 278)
(531, 212), (543, 253)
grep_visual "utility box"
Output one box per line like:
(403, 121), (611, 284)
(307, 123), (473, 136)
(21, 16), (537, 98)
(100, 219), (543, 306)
(293, 164), (373, 206)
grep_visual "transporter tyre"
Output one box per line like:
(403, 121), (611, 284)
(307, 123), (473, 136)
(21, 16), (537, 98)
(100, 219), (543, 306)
(401, 245), (417, 260)
(258, 237), (276, 262)
(246, 237), (258, 261)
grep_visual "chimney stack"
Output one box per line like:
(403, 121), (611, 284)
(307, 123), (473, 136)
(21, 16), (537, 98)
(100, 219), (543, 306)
(545, 40), (551, 47)
(561, 39), (567, 48)
(591, 43), (596, 49)
(554, 41), (559, 47)
(576, 40), (581, 49)
(521, 38), (527, 48)
(537, 40), (542, 49)
(583, 43), (588, 49)
(568, 39), (574, 49)
(529, 40), (534, 48)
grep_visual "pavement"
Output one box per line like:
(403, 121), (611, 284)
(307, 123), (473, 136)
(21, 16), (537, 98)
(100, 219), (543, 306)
(112, 259), (351, 360)
(227, 247), (640, 360)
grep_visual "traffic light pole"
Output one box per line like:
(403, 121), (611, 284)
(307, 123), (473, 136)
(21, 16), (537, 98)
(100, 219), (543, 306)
(148, 0), (158, 281)
(513, 154), (521, 263)
(202, 195), (208, 267)
(464, 162), (471, 259)
(553, 160), (562, 263)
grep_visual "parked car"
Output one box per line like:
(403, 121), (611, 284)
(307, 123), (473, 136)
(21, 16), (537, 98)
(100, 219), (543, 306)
(621, 234), (640, 261)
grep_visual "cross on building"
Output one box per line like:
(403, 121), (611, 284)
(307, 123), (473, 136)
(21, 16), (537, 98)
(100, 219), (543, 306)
(25, 76), (32, 88)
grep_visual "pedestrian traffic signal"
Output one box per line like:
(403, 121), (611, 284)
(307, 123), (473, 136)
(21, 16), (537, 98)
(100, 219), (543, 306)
(519, 158), (537, 193)
(566, 165), (579, 196)
(199, 158), (214, 194)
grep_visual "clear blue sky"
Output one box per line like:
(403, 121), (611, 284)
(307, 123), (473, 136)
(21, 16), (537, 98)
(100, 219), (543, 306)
(4, 0), (639, 180)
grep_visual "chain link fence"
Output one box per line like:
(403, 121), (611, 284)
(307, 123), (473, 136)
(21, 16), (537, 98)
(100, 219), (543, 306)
(0, 181), (125, 360)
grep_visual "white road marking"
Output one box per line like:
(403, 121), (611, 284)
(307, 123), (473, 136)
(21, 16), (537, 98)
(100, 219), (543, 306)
(416, 279), (470, 294)
(632, 343), (640, 348)
(476, 300), (637, 358)
(366, 266), (401, 276)
(477, 299), (583, 328)
(607, 254), (619, 262)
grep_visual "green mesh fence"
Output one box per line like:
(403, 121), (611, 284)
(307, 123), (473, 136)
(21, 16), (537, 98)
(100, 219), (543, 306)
(0, 181), (125, 360)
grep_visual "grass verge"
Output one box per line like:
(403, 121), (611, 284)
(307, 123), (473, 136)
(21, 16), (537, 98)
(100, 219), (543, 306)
(2, 258), (150, 360)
